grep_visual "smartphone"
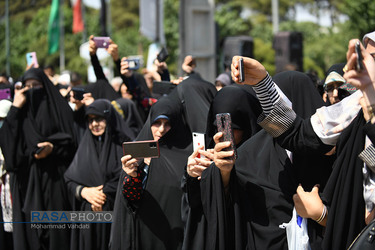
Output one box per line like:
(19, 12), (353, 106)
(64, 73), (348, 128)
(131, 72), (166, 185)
(238, 57), (244, 83)
(355, 41), (364, 72)
(124, 59), (140, 70)
(156, 47), (169, 62)
(26, 52), (38, 67)
(192, 132), (205, 159)
(34, 146), (45, 155)
(93, 37), (110, 48)
(122, 140), (160, 159)
(0, 88), (11, 100)
(71, 87), (86, 101)
(216, 113), (237, 160)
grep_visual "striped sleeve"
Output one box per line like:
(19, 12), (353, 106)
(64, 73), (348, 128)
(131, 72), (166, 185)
(258, 99), (296, 137)
(359, 144), (375, 172)
(252, 73), (280, 116)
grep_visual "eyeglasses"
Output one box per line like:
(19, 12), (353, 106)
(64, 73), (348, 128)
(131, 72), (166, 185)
(325, 82), (344, 92)
(88, 116), (105, 123)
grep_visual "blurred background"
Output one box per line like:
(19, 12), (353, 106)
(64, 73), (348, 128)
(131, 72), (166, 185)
(1, 0), (374, 84)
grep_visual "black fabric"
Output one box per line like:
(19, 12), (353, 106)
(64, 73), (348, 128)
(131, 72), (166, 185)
(65, 99), (131, 250)
(110, 96), (193, 250)
(169, 73), (217, 134)
(85, 70), (120, 102)
(274, 71), (333, 191)
(0, 68), (77, 250)
(112, 98), (144, 139)
(320, 113), (366, 250)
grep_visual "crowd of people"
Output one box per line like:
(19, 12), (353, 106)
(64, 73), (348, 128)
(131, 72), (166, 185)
(0, 30), (375, 250)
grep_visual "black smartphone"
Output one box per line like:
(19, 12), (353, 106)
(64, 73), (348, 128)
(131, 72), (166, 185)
(355, 41), (364, 72)
(124, 59), (140, 70)
(123, 140), (160, 159)
(93, 37), (110, 48)
(216, 113), (237, 160)
(71, 87), (86, 101)
(156, 47), (169, 62)
(34, 146), (45, 155)
(238, 57), (244, 83)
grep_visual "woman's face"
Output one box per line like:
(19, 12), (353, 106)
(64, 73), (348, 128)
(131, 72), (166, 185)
(151, 118), (171, 141)
(120, 84), (133, 100)
(88, 114), (107, 136)
(24, 79), (43, 89)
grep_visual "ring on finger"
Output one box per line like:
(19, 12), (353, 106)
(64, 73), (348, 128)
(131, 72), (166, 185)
(343, 64), (348, 73)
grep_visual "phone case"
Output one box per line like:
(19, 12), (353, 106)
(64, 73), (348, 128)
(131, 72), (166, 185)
(157, 47), (169, 62)
(26, 52), (38, 67)
(0, 88), (11, 100)
(192, 132), (205, 159)
(93, 37), (110, 48)
(123, 140), (160, 159)
(238, 57), (244, 83)
(216, 113), (237, 160)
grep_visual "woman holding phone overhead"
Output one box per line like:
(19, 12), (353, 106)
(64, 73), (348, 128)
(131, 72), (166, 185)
(64, 99), (134, 250)
(110, 96), (192, 250)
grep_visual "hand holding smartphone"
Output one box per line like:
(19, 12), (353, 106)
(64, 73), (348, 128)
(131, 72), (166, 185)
(216, 113), (237, 160)
(123, 140), (160, 159)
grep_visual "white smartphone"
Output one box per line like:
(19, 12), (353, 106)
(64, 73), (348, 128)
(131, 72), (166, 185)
(192, 132), (205, 159)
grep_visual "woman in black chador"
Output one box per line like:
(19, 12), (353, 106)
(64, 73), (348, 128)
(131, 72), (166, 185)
(64, 99), (133, 250)
(0, 68), (77, 250)
(109, 96), (193, 250)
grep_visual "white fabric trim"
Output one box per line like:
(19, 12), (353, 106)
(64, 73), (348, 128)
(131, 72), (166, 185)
(310, 90), (362, 146)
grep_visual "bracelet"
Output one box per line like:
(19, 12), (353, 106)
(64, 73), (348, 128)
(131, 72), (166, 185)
(367, 105), (375, 122)
(315, 205), (327, 223)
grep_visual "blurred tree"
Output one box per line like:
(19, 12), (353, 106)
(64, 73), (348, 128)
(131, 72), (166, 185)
(338, 0), (375, 38)
(1, 0), (373, 83)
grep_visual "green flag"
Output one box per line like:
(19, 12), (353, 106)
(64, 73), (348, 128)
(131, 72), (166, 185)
(48, 0), (60, 54)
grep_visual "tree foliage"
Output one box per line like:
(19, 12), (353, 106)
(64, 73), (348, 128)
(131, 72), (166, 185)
(1, 0), (374, 82)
